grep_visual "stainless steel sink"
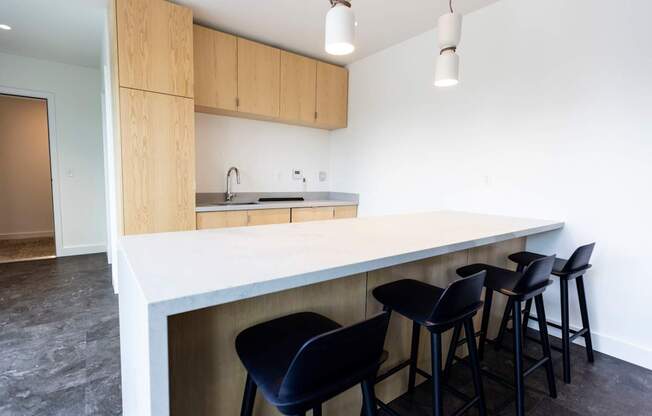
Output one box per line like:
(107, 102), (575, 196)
(215, 201), (259, 206)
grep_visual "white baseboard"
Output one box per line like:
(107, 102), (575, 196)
(0, 230), (54, 240)
(58, 243), (107, 257)
(529, 319), (652, 371)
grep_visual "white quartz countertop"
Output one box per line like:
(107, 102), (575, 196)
(196, 199), (357, 212)
(119, 211), (563, 316)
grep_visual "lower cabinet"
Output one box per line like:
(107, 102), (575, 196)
(291, 207), (335, 223)
(247, 209), (291, 226)
(196, 205), (357, 230)
(196, 211), (248, 229)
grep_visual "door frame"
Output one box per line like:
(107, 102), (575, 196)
(0, 85), (63, 257)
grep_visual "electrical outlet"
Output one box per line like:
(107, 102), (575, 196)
(292, 169), (303, 180)
(319, 171), (327, 182)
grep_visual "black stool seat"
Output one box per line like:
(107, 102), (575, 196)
(446, 256), (558, 416)
(235, 311), (390, 416)
(457, 264), (522, 293)
(371, 272), (487, 416)
(509, 252), (591, 279)
(372, 279), (444, 326)
(504, 243), (596, 384)
(236, 312), (341, 403)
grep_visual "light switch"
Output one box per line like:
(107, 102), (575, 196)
(292, 169), (303, 180)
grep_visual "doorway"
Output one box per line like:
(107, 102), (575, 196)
(0, 93), (56, 263)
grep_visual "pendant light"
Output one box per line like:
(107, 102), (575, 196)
(325, 0), (356, 56)
(434, 0), (462, 87)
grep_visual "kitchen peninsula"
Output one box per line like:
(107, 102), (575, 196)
(118, 211), (563, 416)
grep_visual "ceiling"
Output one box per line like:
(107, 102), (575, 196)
(0, 0), (498, 69)
(0, 0), (106, 68)
(177, 0), (499, 65)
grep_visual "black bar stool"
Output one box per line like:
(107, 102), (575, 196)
(446, 256), (558, 416)
(235, 311), (390, 416)
(505, 243), (596, 384)
(371, 271), (487, 416)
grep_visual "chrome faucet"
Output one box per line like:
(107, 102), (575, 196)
(225, 166), (241, 202)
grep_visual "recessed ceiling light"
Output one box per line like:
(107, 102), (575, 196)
(0, 24), (12, 31)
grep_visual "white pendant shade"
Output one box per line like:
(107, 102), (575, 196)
(434, 50), (459, 87)
(434, 11), (462, 87)
(436, 13), (462, 49)
(325, 3), (355, 56)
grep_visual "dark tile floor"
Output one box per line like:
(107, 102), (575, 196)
(0, 254), (120, 416)
(1, 254), (651, 415)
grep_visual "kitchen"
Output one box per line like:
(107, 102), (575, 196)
(1, 0), (651, 416)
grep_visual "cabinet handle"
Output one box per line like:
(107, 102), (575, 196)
(236, 97), (240, 107)
(314, 111), (318, 120)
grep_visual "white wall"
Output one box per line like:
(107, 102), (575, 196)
(196, 113), (331, 193)
(330, 0), (652, 369)
(0, 52), (107, 255)
(0, 95), (54, 239)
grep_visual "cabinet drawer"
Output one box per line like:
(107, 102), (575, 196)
(291, 207), (335, 223)
(196, 211), (248, 229)
(247, 209), (291, 226)
(333, 205), (358, 219)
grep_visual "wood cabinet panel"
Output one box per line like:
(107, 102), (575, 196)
(120, 88), (196, 234)
(291, 207), (335, 223)
(117, 0), (194, 97)
(169, 274), (367, 416)
(333, 205), (358, 219)
(196, 211), (248, 230)
(193, 25), (237, 110)
(315, 62), (348, 129)
(247, 209), (291, 226)
(237, 38), (281, 118)
(280, 51), (317, 124)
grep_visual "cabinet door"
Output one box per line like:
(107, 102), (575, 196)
(315, 62), (348, 129)
(333, 205), (358, 219)
(196, 211), (248, 230)
(247, 209), (291, 226)
(194, 25), (238, 111)
(120, 88), (196, 235)
(280, 51), (317, 124)
(117, 0), (193, 97)
(237, 38), (280, 118)
(291, 207), (335, 223)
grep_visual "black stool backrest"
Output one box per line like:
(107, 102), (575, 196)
(562, 243), (595, 273)
(278, 311), (390, 401)
(515, 255), (556, 292)
(428, 271), (486, 326)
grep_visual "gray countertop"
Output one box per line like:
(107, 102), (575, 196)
(195, 192), (359, 212)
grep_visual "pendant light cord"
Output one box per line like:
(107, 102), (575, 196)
(449, 0), (454, 13)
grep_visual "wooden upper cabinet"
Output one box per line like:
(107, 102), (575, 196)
(280, 51), (317, 125)
(315, 62), (348, 129)
(237, 38), (280, 118)
(193, 25), (237, 111)
(116, 0), (194, 97)
(120, 88), (196, 235)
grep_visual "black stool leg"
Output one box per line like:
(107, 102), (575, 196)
(495, 300), (513, 351)
(521, 298), (533, 347)
(534, 295), (557, 398)
(407, 321), (421, 394)
(240, 373), (257, 416)
(313, 405), (322, 416)
(560, 279), (572, 384)
(431, 332), (444, 416)
(478, 289), (493, 360)
(512, 299), (525, 416)
(361, 378), (378, 416)
(463, 318), (486, 416)
(576, 276), (595, 363)
(443, 322), (462, 382)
